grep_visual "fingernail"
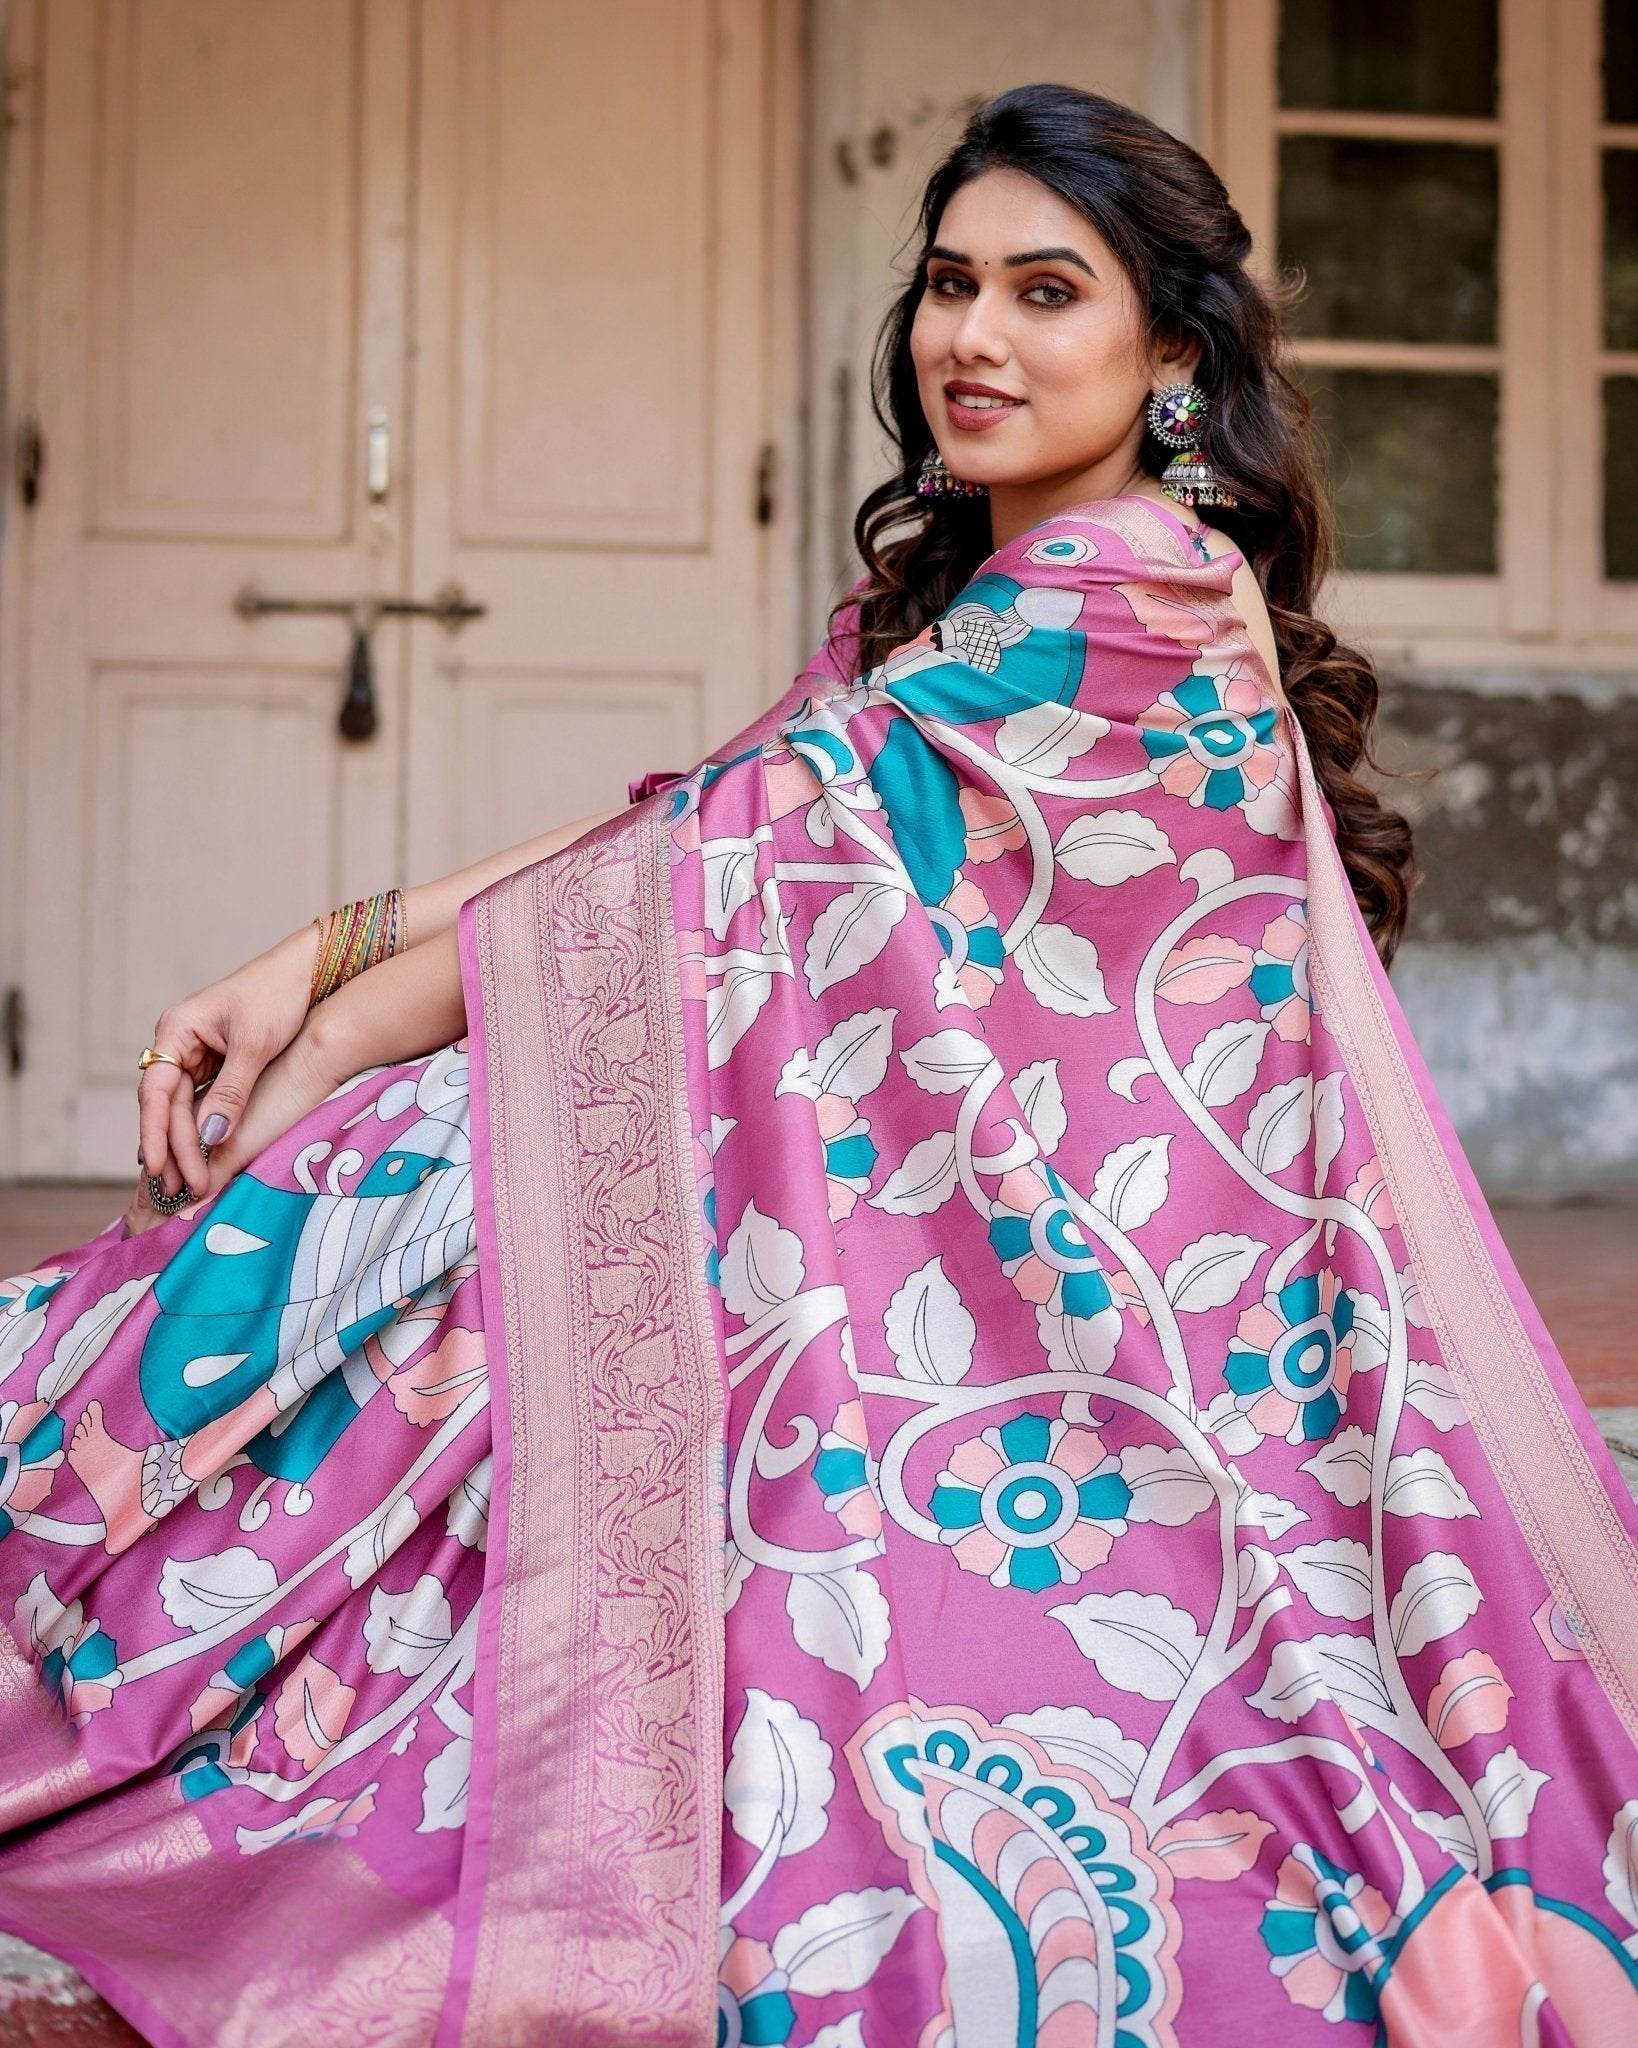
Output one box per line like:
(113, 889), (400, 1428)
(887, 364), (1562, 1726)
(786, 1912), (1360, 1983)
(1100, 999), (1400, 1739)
(200, 1113), (229, 1145)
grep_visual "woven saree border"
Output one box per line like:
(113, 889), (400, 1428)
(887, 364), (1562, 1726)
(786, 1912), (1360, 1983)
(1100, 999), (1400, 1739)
(453, 801), (725, 2047)
(1289, 713), (1638, 1739)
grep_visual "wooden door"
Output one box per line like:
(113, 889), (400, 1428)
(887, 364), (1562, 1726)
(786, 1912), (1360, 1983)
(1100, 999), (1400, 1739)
(0, 0), (792, 1178)
(402, 0), (785, 879)
(0, 0), (415, 1178)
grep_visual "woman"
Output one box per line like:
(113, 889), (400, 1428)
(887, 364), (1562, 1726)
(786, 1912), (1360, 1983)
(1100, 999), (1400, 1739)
(2, 82), (1635, 2048)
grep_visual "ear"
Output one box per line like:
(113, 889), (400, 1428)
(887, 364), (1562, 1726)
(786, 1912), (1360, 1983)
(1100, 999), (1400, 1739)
(1150, 333), (1203, 388)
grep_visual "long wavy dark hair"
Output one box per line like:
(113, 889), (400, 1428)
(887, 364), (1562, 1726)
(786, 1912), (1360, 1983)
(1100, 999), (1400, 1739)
(838, 82), (1419, 966)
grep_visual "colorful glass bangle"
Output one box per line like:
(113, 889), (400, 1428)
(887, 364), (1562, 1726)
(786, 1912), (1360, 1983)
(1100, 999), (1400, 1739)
(308, 887), (406, 1008)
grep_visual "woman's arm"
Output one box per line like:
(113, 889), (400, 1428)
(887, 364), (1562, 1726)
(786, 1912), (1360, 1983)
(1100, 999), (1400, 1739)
(400, 802), (629, 950)
(307, 921), (468, 1079)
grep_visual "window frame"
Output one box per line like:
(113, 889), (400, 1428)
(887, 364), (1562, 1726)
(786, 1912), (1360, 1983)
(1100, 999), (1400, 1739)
(1203, 0), (1637, 672)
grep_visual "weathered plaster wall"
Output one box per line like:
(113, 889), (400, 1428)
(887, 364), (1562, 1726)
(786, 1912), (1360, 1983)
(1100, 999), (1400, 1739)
(1374, 677), (1638, 1197)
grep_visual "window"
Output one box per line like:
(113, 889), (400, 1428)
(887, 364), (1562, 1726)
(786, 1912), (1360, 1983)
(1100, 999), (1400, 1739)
(1207, 0), (1637, 659)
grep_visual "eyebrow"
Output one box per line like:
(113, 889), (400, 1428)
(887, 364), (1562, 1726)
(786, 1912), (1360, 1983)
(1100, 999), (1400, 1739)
(926, 243), (1096, 278)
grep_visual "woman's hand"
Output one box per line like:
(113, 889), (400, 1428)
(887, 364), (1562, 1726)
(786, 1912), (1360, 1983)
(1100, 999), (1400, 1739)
(124, 1007), (343, 1236)
(137, 925), (319, 1202)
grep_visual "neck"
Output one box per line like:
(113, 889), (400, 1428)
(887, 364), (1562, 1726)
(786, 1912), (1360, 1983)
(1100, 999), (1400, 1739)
(985, 454), (1152, 553)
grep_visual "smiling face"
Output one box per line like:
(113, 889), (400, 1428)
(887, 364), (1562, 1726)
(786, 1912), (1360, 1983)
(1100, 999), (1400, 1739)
(909, 165), (1200, 546)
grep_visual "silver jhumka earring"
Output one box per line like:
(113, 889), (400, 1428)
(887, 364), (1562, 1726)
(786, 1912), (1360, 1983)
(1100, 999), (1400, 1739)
(915, 448), (988, 499)
(1146, 383), (1238, 509)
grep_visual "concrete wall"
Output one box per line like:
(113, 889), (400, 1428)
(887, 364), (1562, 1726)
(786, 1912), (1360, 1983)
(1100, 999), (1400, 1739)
(800, 0), (1636, 1199)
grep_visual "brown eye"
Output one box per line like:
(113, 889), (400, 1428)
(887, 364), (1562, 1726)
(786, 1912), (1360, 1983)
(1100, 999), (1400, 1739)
(1026, 279), (1074, 307)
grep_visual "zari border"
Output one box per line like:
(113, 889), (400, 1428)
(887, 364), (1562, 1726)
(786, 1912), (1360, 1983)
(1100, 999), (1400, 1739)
(447, 801), (726, 2047)
(1288, 711), (1638, 1739)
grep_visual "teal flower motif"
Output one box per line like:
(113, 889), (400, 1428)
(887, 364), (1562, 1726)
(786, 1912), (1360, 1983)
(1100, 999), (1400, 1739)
(1261, 1845), (1396, 2025)
(171, 1687), (265, 1801)
(987, 1161), (1116, 1324)
(1224, 1269), (1358, 1445)
(930, 1410), (1132, 1592)
(817, 1093), (878, 1221)
(1139, 662), (1280, 812)
(0, 1398), (65, 1538)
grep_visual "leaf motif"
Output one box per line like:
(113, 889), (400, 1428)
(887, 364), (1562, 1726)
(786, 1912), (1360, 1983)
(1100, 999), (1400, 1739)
(1406, 1357), (1467, 1433)
(273, 1653), (355, 1768)
(1153, 1808), (1275, 1881)
(363, 1574), (454, 1678)
(344, 1493), (422, 1589)
(720, 1202), (807, 1322)
(1091, 1134), (1172, 1232)
(811, 1006), (897, 1102)
(724, 1688), (835, 1860)
(417, 1731), (471, 1834)
(1237, 1545), (1278, 1607)
(884, 1257), (975, 1385)
(1312, 1072), (1346, 1194)
(1016, 921), (1115, 1018)
(1383, 1447), (1478, 1521)
(995, 700), (1108, 775)
(1247, 1633), (1392, 1728)
(1243, 1075), (1313, 1175)
(870, 1131), (959, 1216)
(700, 834), (764, 939)
(1236, 1490), (1308, 1539)
(1000, 1706), (1145, 1798)
(706, 965), (774, 1067)
(1347, 1291), (1391, 1374)
(159, 1544), (280, 1633)
(771, 1886), (921, 1997)
(1163, 1232), (1266, 1313)
(1411, 1807), (1479, 1873)
(1016, 1058), (1066, 1156)
(1181, 1019), (1271, 1108)
(900, 1028), (993, 1095)
(1471, 1745), (1549, 1839)
(1054, 809), (1176, 886)
(806, 884), (907, 998)
(1282, 1538), (1374, 1622)
(446, 1455), (491, 1553)
(1118, 1442), (1216, 1527)
(1046, 1589), (1205, 1702)
(786, 1567), (891, 1692)
(1156, 934), (1254, 1005)
(37, 1276), (154, 1405)
(1301, 1426), (1375, 1507)
(1603, 1798), (1638, 1932)
(1427, 1650), (1514, 1748)
(1390, 1552), (1483, 1656)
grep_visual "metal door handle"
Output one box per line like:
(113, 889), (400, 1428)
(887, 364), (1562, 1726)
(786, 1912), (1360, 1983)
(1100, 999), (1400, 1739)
(232, 584), (485, 742)
(233, 582), (485, 630)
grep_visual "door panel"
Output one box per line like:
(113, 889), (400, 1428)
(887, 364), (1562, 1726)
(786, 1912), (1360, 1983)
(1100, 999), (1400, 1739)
(7, 0), (412, 1176)
(404, 0), (780, 879)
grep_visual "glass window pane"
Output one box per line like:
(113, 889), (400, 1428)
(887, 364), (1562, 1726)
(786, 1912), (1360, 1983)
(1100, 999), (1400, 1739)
(1606, 378), (1638, 581)
(1607, 0), (1638, 124)
(1279, 0), (1498, 117)
(1280, 137), (1498, 344)
(1606, 150), (1638, 351)
(1298, 367), (1498, 574)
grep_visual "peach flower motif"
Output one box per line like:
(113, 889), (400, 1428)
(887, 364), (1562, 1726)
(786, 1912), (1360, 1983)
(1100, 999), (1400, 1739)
(811, 1397), (883, 1544)
(388, 1324), (487, 1427)
(1344, 1157), (1396, 1232)
(1139, 662), (1281, 811)
(274, 1652), (357, 1768)
(1249, 903), (1313, 1042)
(959, 788), (1028, 864)
(1260, 1846), (1397, 2026)
(717, 1934), (795, 2048)
(1116, 579), (1219, 648)
(931, 876), (1005, 1010)
(814, 1091), (877, 1222)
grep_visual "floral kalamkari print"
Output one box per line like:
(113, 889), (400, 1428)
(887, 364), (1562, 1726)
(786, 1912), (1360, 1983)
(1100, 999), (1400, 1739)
(663, 505), (1638, 2046)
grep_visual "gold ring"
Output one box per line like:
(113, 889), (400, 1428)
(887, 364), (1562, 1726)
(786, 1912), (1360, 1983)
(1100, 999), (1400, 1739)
(138, 1047), (185, 1072)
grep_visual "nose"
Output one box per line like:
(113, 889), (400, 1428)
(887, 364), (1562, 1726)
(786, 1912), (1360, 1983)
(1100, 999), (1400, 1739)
(949, 283), (1010, 367)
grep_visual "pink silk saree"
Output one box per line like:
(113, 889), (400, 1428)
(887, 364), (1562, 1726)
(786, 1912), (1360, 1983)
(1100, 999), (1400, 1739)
(1, 492), (1635, 2046)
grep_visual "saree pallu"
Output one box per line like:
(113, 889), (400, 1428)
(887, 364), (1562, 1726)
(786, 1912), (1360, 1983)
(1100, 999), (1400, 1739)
(0, 493), (1635, 2046)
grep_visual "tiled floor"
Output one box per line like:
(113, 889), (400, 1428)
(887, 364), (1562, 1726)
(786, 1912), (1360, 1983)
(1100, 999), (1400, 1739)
(0, 1187), (1632, 2042)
